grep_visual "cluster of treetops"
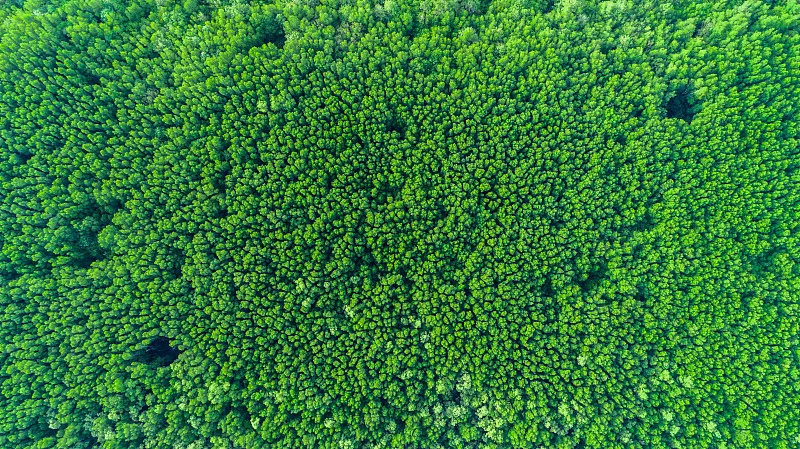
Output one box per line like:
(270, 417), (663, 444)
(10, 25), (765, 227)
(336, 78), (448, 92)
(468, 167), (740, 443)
(1, 0), (798, 447)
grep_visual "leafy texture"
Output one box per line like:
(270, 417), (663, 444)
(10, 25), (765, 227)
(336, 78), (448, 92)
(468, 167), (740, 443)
(1, 0), (799, 448)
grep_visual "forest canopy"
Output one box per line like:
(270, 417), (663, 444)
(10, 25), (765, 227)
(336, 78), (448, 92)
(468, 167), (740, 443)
(1, 0), (799, 448)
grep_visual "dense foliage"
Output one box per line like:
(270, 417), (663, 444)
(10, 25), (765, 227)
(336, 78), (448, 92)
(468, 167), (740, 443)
(1, 0), (799, 448)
